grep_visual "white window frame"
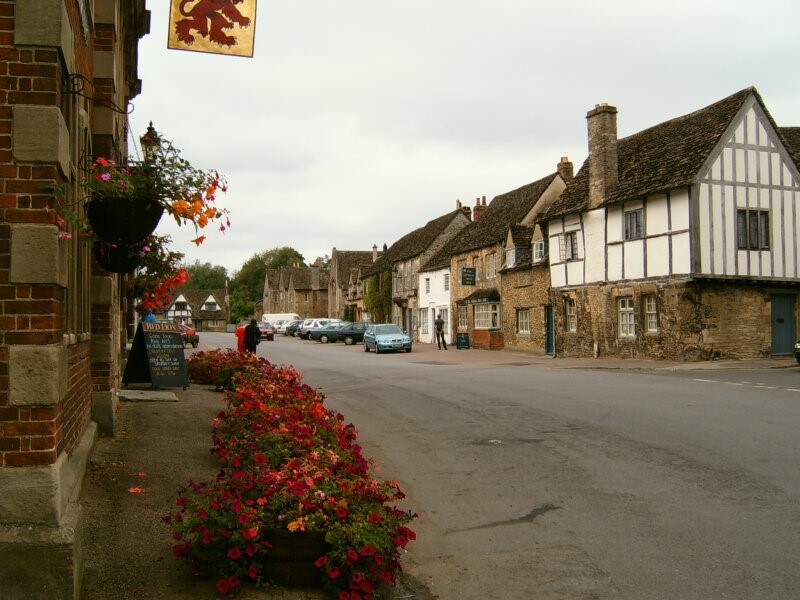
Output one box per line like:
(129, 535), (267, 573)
(533, 240), (545, 262)
(618, 297), (635, 338)
(439, 308), (449, 334)
(559, 231), (578, 261)
(443, 273), (450, 291)
(565, 298), (577, 333)
(516, 309), (530, 334)
(474, 303), (500, 329)
(458, 305), (468, 329)
(505, 247), (515, 269)
(486, 252), (497, 279)
(419, 309), (429, 334)
(644, 295), (658, 333)
(424, 278), (430, 294)
(473, 256), (482, 281)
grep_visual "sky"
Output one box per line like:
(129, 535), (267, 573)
(129, 0), (800, 275)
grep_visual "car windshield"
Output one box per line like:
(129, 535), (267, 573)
(374, 324), (403, 335)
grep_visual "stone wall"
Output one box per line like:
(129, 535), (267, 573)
(501, 265), (551, 353)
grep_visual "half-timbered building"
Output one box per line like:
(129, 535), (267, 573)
(544, 88), (800, 359)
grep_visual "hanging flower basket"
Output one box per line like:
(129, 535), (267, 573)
(86, 192), (164, 245)
(93, 241), (143, 274)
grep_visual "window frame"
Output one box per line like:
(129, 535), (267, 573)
(443, 273), (450, 291)
(486, 252), (497, 279)
(458, 304), (468, 329)
(533, 239), (545, 262)
(737, 208), (770, 250)
(618, 297), (636, 338)
(560, 231), (578, 261)
(516, 308), (530, 334)
(623, 207), (644, 240)
(474, 303), (500, 329)
(565, 298), (577, 333)
(643, 295), (658, 333)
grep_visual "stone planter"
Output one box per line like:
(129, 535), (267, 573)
(86, 192), (163, 245)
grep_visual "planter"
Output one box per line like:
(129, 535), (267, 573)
(94, 242), (142, 274)
(86, 192), (163, 245)
(262, 529), (328, 587)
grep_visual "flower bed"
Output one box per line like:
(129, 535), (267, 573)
(169, 350), (416, 598)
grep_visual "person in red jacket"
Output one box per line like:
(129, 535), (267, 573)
(235, 323), (246, 352)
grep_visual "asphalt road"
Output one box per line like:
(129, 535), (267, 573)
(207, 332), (800, 599)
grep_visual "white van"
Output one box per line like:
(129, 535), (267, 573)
(262, 313), (301, 325)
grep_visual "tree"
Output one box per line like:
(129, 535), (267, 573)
(183, 260), (228, 289)
(228, 247), (306, 323)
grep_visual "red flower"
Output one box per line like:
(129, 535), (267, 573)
(368, 513), (383, 524)
(215, 578), (230, 594)
(314, 555), (329, 568)
(335, 507), (349, 519)
(226, 547), (242, 560)
(327, 566), (341, 579)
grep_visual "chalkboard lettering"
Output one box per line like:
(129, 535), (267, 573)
(123, 322), (189, 389)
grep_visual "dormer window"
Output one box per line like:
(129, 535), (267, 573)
(174, 301), (188, 311)
(505, 248), (515, 268)
(203, 301), (218, 311)
(533, 240), (546, 262)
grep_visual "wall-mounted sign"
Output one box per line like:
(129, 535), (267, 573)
(168, 0), (257, 57)
(461, 267), (476, 286)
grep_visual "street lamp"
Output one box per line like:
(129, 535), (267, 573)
(139, 121), (160, 161)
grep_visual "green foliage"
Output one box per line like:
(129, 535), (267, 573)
(183, 260), (228, 290)
(363, 271), (392, 323)
(342, 305), (355, 322)
(228, 247), (306, 323)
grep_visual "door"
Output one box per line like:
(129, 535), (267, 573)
(771, 294), (795, 355)
(545, 305), (555, 355)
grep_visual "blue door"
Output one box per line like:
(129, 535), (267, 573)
(771, 294), (795, 355)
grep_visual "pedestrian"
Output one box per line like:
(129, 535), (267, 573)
(434, 313), (447, 350)
(235, 322), (246, 352)
(142, 309), (156, 323)
(244, 318), (261, 353)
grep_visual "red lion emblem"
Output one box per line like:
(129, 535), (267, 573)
(174, 0), (251, 47)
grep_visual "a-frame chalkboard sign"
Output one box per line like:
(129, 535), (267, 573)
(123, 322), (189, 389)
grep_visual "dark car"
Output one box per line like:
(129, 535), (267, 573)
(258, 321), (275, 341)
(795, 340), (800, 363)
(310, 321), (350, 343)
(284, 320), (303, 337)
(177, 324), (199, 348)
(335, 321), (369, 345)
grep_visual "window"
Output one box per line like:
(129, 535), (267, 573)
(486, 253), (497, 278)
(444, 273), (450, 291)
(207, 319), (220, 327)
(203, 302), (218, 311)
(457, 260), (467, 281)
(565, 298), (577, 332)
(737, 209), (770, 250)
(458, 305), (468, 329)
(624, 208), (644, 240)
(559, 231), (578, 261)
(618, 297), (635, 338)
(474, 303), (500, 328)
(533, 240), (545, 262)
(419, 309), (429, 334)
(272, 293), (278, 303)
(473, 256), (482, 281)
(304, 292), (309, 302)
(174, 301), (188, 311)
(424, 278), (430, 294)
(643, 295), (658, 333)
(516, 309), (530, 334)
(505, 248), (515, 269)
(439, 308), (449, 334)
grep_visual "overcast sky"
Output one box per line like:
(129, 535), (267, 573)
(129, 0), (800, 275)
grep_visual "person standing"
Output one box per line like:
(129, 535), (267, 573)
(244, 318), (261, 353)
(434, 313), (447, 350)
(235, 322), (246, 352)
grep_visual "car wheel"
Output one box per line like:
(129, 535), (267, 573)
(364, 342), (370, 352)
(796, 354), (800, 364)
(320, 334), (329, 343)
(344, 336), (354, 345)
(405, 347), (411, 353)
(375, 346), (382, 354)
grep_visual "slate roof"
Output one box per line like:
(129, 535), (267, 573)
(545, 87), (779, 220)
(289, 267), (329, 291)
(332, 250), (376, 283)
(420, 174), (557, 272)
(264, 268), (280, 290)
(173, 288), (228, 320)
(362, 208), (467, 278)
(780, 127), (800, 168)
(509, 225), (533, 248)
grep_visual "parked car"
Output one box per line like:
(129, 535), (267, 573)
(310, 321), (350, 343)
(335, 321), (369, 345)
(273, 319), (291, 335)
(363, 323), (412, 353)
(178, 324), (199, 348)
(258, 321), (275, 341)
(285, 320), (304, 337)
(299, 318), (339, 340)
(795, 339), (800, 363)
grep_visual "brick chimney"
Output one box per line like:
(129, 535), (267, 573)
(456, 199), (471, 220)
(372, 244), (378, 261)
(586, 103), (618, 209)
(473, 196), (487, 220)
(557, 156), (574, 182)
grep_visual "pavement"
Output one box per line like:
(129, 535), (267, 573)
(78, 345), (795, 599)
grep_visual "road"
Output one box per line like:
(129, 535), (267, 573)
(203, 332), (800, 599)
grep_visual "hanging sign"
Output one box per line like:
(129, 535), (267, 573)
(168, 0), (257, 57)
(123, 322), (189, 389)
(461, 267), (476, 286)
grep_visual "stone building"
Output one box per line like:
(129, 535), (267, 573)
(543, 88), (800, 360)
(0, 1), (149, 596)
(261, 265), (329, 319)
(362, 205), (471, 336)
(328, 247), (378, 319)
(442, 168), (568, 350)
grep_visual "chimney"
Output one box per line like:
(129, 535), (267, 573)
(587, 103), (618, 209)
(372, 244), (378, 262)
(457, 199), (471, 220)
(473, 196), (487, 221)
(557, 156), (574, 182)
(311, 265), (320, 289)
